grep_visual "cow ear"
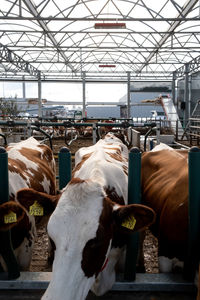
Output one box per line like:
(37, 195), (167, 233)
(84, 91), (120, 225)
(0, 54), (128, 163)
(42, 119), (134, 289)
(112, 204), (156, 233)
(0, 201), (26, 231)
(17, 188), (60, 215)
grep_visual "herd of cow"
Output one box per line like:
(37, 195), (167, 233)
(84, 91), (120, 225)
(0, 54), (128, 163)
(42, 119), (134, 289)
(0, 132), (199, 299)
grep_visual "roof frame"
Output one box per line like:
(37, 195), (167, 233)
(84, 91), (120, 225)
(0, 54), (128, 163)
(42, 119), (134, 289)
(0, 0), (199, 81)
(22, 0), (76, 72)
(0, 42), (42, 77)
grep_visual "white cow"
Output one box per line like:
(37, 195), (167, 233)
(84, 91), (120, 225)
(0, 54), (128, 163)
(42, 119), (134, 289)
(40, 133), (155, 300)
(0, 137), (57, 271)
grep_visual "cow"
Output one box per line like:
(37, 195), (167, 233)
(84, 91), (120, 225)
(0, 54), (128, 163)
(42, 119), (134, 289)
(39, 132), (155, 300)
(140, 143), (189, 273)
(0, 137), (57, 271)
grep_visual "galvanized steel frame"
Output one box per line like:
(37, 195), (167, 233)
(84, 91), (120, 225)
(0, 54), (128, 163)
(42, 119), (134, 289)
(0, 0), (199, 81)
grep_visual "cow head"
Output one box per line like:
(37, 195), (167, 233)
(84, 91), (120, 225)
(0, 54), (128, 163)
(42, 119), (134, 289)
(0, 200), (36, 270)
(0, 188), (59, 271)
(41, 178), (155, 300)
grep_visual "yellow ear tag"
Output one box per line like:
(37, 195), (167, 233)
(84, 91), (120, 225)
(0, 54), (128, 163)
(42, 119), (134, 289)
(4, 211), (17, 224)
(29, 201), (44, 216)
(121, 215), (136, 230)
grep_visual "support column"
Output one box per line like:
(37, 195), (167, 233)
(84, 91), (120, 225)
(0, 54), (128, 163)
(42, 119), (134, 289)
(172, 71), (176, 107)
(82, 71), (86, 118)
(127, 72), (131, 119)
(184, 63), (190, 125)
(38, 71), (42, 118)
(188, 74), (192, 118)
(22, 76), (26, 100)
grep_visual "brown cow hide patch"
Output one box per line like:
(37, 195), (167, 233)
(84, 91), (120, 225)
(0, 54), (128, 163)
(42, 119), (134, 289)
(72, 153), (93, 177)
(81, 197), (113, 278)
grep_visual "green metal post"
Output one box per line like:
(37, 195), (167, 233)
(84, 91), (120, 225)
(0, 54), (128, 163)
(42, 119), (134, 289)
(0, 147), (20, 279)
(58, 147), (72, 190)
(124, 147), (141, 281)
(185, 146), (200, 279)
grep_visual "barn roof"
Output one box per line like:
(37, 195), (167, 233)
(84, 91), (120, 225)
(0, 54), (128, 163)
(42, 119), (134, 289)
(0, 0), (200, 81)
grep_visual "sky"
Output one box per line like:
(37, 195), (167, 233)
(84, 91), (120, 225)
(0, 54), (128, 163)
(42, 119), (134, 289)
(0, 82), (127, 105)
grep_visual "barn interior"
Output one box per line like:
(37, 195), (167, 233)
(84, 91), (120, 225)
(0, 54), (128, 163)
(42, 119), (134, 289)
(0, 1), (200, 299)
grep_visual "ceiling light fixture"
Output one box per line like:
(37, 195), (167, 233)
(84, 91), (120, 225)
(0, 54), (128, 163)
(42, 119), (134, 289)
(99, 64), (116, 68)
(94, 23), (126, 29)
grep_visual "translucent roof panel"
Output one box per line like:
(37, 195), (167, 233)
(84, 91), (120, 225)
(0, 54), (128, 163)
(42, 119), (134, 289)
(0, 0), (200, 81)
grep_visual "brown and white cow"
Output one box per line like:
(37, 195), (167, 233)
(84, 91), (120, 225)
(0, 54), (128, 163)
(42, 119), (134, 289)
(0, 137), (57, 271)
(40, 132), (155, 300)
(141, 143), (189, 273)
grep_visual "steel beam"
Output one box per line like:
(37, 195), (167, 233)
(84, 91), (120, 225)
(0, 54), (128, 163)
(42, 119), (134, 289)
(22, 0), (76, 73)
(0, 16), (199, 21)
(38, 72), (42, 117)
(175, 54), (200, 78)
(82, 71), (86, 118)
(172, 71), (176, 106)
(0, 43), (41, 78)
(0, 61), (188, 65)
(137, 0), (199, 73)
(184, 63), (190, 124)
(127, 72), (131, 118)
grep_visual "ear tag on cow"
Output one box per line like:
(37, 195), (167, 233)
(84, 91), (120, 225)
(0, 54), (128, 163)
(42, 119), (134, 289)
(121, 215), (136, 230)
(4, 211), (17, 224)
(29, 201), (44, 216)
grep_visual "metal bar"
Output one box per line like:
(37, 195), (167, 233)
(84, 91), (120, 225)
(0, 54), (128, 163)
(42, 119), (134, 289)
(0, 17), (199, 21)
(0, 148), (20, 280)
(172, 71), (176, 106)
(38, 72), (42, 118)
(22, 76), (26, 100)
(184, 63), (190, 126)
(0, 60), (193, 65)
(137, 0), (199, 73)
(175, 54), (200, 78)
(0, 121), (157, 128)
(1, 30), (200, 35)
(4, 46), (200, 50)
(0, 272), (196, 292)
(144, 127), (156, 151)
(22, 0), (76, 72)
(82, 71), (86, 118)
(58, 147), (72, 190)
(0, 79), (173, 83)
(31, 126), (53, 150)
(127, 72), (131, 119)
(124, 147), (141, 281)
(0, 43), (42, 78)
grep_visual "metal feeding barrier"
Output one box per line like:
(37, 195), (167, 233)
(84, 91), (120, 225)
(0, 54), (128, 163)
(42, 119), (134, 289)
(0, 134), (198, 298)
(0, 119), (158, 149)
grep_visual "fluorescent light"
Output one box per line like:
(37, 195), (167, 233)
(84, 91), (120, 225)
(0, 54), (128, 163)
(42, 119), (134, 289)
(99, 64), (116, 68)
(94, 23), (126, 29)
